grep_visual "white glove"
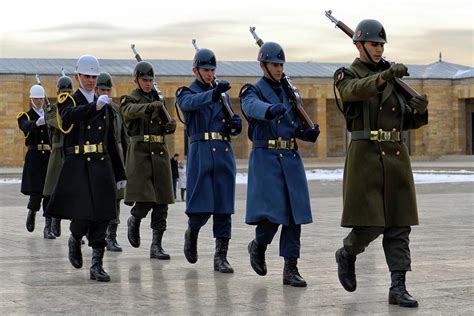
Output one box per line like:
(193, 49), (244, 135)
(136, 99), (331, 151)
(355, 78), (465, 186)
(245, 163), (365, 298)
(96, 95), (110, 111)
(116, 180), (127, 190)
(36, 117), (45, 126)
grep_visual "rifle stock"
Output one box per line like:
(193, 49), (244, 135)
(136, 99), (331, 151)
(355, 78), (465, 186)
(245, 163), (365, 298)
(249, 27), (315, 130)
(325, 10), (420, 100)
(130, 44), (172, 123)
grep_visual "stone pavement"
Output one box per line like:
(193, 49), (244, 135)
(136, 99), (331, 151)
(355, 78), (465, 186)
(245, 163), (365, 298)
(0, 169), (473, 315)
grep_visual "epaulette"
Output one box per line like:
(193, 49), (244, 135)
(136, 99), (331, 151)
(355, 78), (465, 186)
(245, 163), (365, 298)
(57, 93), (70, 104)
(16, 111), (30, 120)
(120, 95), (139, 106)
(175, 86), (191, 97)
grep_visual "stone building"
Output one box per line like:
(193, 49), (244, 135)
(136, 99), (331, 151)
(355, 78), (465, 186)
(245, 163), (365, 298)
(0, 58), (473, 167)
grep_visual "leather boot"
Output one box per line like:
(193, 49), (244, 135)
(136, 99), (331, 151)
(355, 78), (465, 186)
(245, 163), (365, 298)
(283, 257), (307, 287)
(184, 227), (199, 264)
(106, 223), (122, 252)
(335, 247), (357, 292)
(90, 248), (111, 282)
(214, 238), (234, 273)
(388, 271), (418, 307)
(43, 217), (56, 239)
(68, 235), (83, 269)
(150, 229), (170, 259)
(51, 218), (61, 237)
(26, 209), (36, 232)
(248, 239), (267, 276)
(127, 216), (141, 248)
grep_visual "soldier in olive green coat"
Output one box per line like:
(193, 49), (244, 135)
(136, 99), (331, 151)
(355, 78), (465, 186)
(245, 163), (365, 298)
(333, 20), (428, 308)
(95, 72), (129, 252)
(120, 61), (177, 259)
(43, 74), (75, 238)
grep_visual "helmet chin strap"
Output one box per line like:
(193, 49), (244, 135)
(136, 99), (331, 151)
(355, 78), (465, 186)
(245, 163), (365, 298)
(30, 99), (37, 109)
(362, 42), (377, 64)
(263, 63), (279, 83)
(197, 68), (212, 87)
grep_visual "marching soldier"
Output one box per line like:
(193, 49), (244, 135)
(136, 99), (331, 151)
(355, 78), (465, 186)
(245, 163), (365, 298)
(43, 74), (74, 237)
(95, 72), (128, 252)
(120, 61), (177, 260)
(239, 42), (320, 286)
(17, 84), (55, 239)
(46, 55), (126, 282)
(176, 47), (242, 273)
(333, 20), (428, 307)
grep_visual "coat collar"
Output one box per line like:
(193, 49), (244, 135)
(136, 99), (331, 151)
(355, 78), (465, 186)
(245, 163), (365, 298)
(255, 77), (282, 104)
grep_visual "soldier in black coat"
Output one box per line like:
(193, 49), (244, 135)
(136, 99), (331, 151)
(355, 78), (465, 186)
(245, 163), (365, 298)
(46, 55), (126, 282)
(17, 84), (55, 239)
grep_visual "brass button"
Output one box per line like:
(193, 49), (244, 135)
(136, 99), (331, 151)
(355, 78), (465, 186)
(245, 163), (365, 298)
(291, 121), (295, 125)
(158, 121), (162, 124)
(151, 151), (154, 155)
(225, 147), (229, 152)
(277, 120), (281, 124)
(392, 128), (397, 132)
(160, 151), (164, 155)
(396, 151), (400, 156)
(40, 130), (44, 132)
(293, 154), (296, 157)
(382, 151), (386, 156)
(222, 119), (226, 123)
(150, 120), (153, 124)
(99, 142), (103, 145)
(85, 141), (90, 145)
(103, 115), (106, 119)
(87, 157), (91, 161)
(98, 126), (102, 130)
(41, 151), (45, 154)
(41, 140), (44, 143)
(101, 157), (104, 161)
(87, 125), (91, 129)
(279, 153), (283, 157)
(392, 107), (396, 111)
(212, 148), (216, 152)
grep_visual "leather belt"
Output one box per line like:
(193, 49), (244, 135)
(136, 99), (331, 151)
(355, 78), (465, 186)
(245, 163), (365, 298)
(65, 143), (105, 155)
(27, 144), (51, 151)
(130, 135), (165, 143)
(190, 132), (230, 143)
(253, 138), (296, 150)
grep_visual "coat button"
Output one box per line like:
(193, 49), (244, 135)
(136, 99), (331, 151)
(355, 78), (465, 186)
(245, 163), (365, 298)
(42, 151), (45, 154)
(101, 157), (104, 160)
(85, 141), (90, 145)
(293, 154), (296, 158)
(382, 151), (386, 156)
(87, 125), (91, 129)
(87, 157), (91, 161)
(99, 142), (103, 145)
(392, 107), (396, 111)
(277, 120), (281, 124)
(103, 115), (106, 119)
(222, 119), (226, 123)
(158, 121), (162, 124)
(379, 106), (382, 111)
(41, 140), (44, 143)
(150, 121), (153, 124)
(392, 128), (397, 132)
(279, 153), (283, 157)
(225, 147), (229, 152)
(212, 148), (216, 152)
(160, 151), (163, 155)
(396, 151), (400, 156)
(98, 126), (102, 130)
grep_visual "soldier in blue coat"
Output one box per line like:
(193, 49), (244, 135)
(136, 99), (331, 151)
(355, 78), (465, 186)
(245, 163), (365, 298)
(176, 47), (242, 273)
(239, 42), (320, 287)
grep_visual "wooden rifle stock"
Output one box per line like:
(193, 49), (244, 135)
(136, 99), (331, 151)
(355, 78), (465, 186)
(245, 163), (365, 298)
(130, 44), (172, 123)
(249, 27), (315, 130)
(325, 10), (420, 100)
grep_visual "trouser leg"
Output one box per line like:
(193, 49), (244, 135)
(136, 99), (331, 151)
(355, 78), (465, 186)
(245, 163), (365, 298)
(255, 220), (279, 246)
(212, 214), (232, 239)
(279, 217), (301, 258)
(150, 204), (168, 231)
(383, 227), (412, 272)
(343, 226), (385, 256)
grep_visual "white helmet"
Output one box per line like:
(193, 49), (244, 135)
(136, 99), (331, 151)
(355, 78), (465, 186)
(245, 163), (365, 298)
(75, 54), (100, 76)
(30, 85), (45, 98)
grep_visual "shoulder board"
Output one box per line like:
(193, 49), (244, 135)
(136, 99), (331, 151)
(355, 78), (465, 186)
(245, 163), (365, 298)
(176, 86), (192, 97)
(239, 83), (256, 98)
(120, 95), (138, 106)
(334, 67), (357, 83)
(17, 111), (30, 120)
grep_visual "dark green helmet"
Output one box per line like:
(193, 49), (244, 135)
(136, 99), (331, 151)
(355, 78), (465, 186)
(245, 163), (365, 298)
(352, 19), (387, 43)
(57, 76), (73, 93)
(134, 61), (155, 80)
(193, 48), (217, 69)
(96, 72), (113, 89)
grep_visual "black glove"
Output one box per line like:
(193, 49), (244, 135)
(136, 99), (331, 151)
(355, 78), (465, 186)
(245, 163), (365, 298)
(164, 119), (177, 134)
(145, 100), (163, 114)
(229, 114), (242, 135)
(380, 63), (408, 81)
(409, 94), (428, 114)
(303, 125), (320, 143)
(265, 103), (286, 120)
(212, 80), (231, 102)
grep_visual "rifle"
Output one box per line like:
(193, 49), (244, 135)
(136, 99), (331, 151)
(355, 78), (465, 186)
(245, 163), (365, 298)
(325, 10), (420, 101)
(249, 27), (315, 130)
(130, 44), (172, 123)
(35, 74), (51, 106)
(191, 39), (234, 121)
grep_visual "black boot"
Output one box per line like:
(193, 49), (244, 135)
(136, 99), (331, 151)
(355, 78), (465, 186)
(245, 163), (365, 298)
(248, 239), (267, 276)
(335, 247), (357, 292)
(43, 217), (56, 239)
(184, 227), (199, 264)
(90, 248), (111, 282)
(283, 257), (307, 287)
(26, 209), (36, 232)
(51, 218), (61, 237)
(127, 216), (141, 248)
(106, 223), (122, 252)
(150, 229), (170, 259)
(68, 235), (83, 269)
(214, 238), (234, 273)
(388, 271), (418, 307)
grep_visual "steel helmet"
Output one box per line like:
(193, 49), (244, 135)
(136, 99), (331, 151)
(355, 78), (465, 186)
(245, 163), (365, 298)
(30, 85), (45, 98)
(75, 54), (100, 76)
(57, 76), (73, 93)
(134, 61), (155, 80)
(352, 19), (387, 43)
(193, 48), (217, 69)
(257, 42), (285, 64)
(96, 72), (113, 89)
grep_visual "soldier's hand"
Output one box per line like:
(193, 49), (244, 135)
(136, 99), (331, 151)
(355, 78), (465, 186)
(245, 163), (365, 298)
(36, 116), (45, 126)
(164, 119), (177, 134)
(116, 180), (127, 190)
(212, 80), (231, 101)
(96, 95), (110, 111)
(265, 103), (286, 120)
(303, 125), (320, 143)
(380, 63), (408, 81)
(409, 94), (428, 114)
(229, 114), (242, 135)
(146, 100), (164, 113)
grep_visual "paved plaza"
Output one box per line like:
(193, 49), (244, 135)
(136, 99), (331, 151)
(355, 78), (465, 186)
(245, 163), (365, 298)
(0, 160), (473, 315)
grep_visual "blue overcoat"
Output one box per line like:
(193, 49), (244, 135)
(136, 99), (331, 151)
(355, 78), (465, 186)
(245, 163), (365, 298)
(176, 80), (238, 214)
(240, 78), (312, 225)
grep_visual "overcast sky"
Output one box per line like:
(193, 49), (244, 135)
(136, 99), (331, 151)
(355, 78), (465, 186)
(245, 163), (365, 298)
(0, 0), (472, 66)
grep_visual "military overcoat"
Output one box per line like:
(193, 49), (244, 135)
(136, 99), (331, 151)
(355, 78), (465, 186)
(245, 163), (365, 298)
(110, 102), (128, 200)
(43, 102), (63, 196)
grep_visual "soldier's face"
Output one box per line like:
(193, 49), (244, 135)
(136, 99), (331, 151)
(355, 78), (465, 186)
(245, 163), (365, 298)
(136, 78), (153, 93)
(357, 41), (384, 64)
(96, 88), (111, 97)
(31, 98), (44, 108)
(261, 62), (284, 81)
(193, 68), (215, 85)
(77, 74), (98, 92)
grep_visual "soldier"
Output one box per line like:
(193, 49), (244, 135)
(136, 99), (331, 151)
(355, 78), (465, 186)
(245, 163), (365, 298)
(95, 72), (128, 252)
(120, 61), (177, 260)
(46, 55), (126, 282)
(333, 20), (428, 307)
(176, 47), (242, 273)
(17, 84), (55, 239)
(43, 74), (74, 237)
(239, 42), (320, 286)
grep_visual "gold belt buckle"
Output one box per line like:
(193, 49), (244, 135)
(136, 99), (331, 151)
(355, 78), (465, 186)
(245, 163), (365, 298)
(43, 144), (51, 150)
(383, 131), (392, 141)
(143, 135), (150, 142)
(83, 144), (97, 153)
(97, 143), (103, 153)
(279, 140), (287, 149)
(37, 144), (42, 150)
(211, 132), (222, 140)
(268, 140), (276, 149)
